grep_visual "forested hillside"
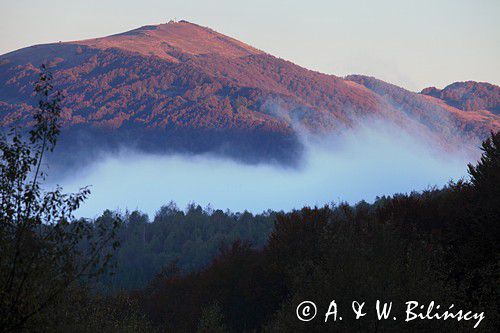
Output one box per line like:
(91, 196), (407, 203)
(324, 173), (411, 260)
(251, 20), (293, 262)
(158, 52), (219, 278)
(421, 81), (500, 114)
(1, 21), (498, 171)
(92, 204), (275, 290)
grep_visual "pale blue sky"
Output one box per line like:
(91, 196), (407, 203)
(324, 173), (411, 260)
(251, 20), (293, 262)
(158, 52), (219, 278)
(1, 0), (499, 90)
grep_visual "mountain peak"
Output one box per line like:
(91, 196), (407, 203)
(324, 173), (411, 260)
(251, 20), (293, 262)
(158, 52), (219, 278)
(69, 20), (263, 62)
(1, 21), (498, 166)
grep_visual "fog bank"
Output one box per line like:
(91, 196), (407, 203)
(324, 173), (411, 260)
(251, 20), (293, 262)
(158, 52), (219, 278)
(51, 120), (476, 218)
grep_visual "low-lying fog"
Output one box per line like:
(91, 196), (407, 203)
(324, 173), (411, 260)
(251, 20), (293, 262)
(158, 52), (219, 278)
(54, 122), (476, 218)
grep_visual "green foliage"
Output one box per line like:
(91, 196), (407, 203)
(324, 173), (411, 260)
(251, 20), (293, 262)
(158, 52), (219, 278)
(95, 203), (275, 291)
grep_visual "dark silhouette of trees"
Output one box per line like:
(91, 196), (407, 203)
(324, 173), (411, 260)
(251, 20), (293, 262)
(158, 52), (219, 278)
(128, 132), (499, 332)
(0, 65), (119, 332)
(468, 131), (500, 196)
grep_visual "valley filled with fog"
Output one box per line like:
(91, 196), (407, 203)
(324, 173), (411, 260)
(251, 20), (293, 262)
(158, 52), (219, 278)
(53, 121), (475, 217)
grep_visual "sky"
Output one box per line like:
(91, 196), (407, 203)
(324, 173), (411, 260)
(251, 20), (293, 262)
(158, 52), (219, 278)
(1, 0), (499, 91)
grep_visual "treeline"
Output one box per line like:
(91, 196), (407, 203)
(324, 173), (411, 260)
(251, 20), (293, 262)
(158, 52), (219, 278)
(92, 204), (275, 291)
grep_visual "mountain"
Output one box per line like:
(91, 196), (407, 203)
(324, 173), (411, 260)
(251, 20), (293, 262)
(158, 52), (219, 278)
(421, 81), (500, 115)
(0, 20), (498, 169)
(346, 75), (499, 138)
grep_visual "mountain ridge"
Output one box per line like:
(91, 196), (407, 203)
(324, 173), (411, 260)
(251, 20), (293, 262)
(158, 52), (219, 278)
(0, 21), (498, 169)
(421, 81), (500, 115)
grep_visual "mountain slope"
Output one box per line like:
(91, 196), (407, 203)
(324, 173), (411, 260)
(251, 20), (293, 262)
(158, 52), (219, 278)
(0, 21), (498, 169)
(421, 81), (500, 115)
(346, 75), (500, 139)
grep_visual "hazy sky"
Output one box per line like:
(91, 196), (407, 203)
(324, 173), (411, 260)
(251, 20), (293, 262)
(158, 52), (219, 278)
(1, 0), (499, 91)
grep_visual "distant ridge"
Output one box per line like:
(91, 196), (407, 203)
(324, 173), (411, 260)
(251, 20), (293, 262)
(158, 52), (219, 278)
(421, 81), (500, 115)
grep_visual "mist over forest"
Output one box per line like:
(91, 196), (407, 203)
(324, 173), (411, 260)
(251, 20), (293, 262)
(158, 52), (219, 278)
(52, 119), (474, 217)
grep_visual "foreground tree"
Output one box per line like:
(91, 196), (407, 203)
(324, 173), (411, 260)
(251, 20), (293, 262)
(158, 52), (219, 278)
(0, 65), (119, 331)
(468, 131), (500, 197)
